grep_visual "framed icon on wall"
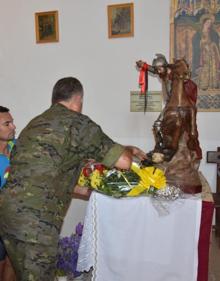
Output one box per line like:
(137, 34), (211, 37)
(107, 3), (134, 38)
(35, 10), (59, 43)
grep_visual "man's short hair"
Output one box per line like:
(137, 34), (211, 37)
(52, 77), (83, 104)
(0, 106), (9, 113)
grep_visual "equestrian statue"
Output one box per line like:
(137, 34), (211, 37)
(136, 55), (202, 194)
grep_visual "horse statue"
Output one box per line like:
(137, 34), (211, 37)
(136, 55), (202, 194)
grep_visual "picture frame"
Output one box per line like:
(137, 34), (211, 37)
(107, 3), (134, 38)
(206, 151), (220, 164)
(130, 91), (162, 112)
(35, 10), (59, 43)
(170, 0), (220, 112)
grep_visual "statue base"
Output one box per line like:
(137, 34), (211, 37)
(154, 135), (202, 194)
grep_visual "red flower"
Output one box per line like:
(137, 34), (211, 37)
(94, 163), (105, 174)
(82, 167), (92, 177)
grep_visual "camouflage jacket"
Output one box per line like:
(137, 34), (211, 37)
(0, 103), (124, 244)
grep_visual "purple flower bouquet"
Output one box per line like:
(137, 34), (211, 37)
(56, 222), (83, 278)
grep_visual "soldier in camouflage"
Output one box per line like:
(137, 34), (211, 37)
(0, 77), (146, 281)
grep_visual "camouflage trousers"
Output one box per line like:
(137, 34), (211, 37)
(2, 233), (58, 281)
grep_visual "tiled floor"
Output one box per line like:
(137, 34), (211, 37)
(208, 230), (220, 281)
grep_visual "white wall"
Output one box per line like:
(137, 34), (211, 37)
(0, 0), (219, 236)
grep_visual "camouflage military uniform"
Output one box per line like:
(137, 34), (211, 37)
(0, 103), (124, 281)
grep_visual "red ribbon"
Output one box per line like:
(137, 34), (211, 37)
(139, 63), (148, 94)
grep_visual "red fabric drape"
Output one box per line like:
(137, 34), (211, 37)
(197, 201), (214, 281)
(139, 63), (148, 94)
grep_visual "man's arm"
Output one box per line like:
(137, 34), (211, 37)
(114, 148), (133, 170)
(125, 146), (147, 161)
(114, 146), (146, 170)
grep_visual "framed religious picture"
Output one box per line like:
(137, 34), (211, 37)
(35, 10), (59, 43)
(170, 0), (220, 111)
(107, 3), (134, 38)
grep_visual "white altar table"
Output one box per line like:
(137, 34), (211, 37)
(77, 192), (202, 281)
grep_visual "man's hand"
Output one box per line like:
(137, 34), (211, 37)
(73, 185), (92, 201)
(114, 146), (147, 170)
(126, 146), (147, 161)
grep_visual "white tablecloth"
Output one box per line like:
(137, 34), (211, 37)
(77, 192), (202, 281)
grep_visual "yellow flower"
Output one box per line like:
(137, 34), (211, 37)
(103, 169), (108, 176)
(90, 170), (102, 189)
(78, 173), (87, 186)
(131, 162), (166, 190)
